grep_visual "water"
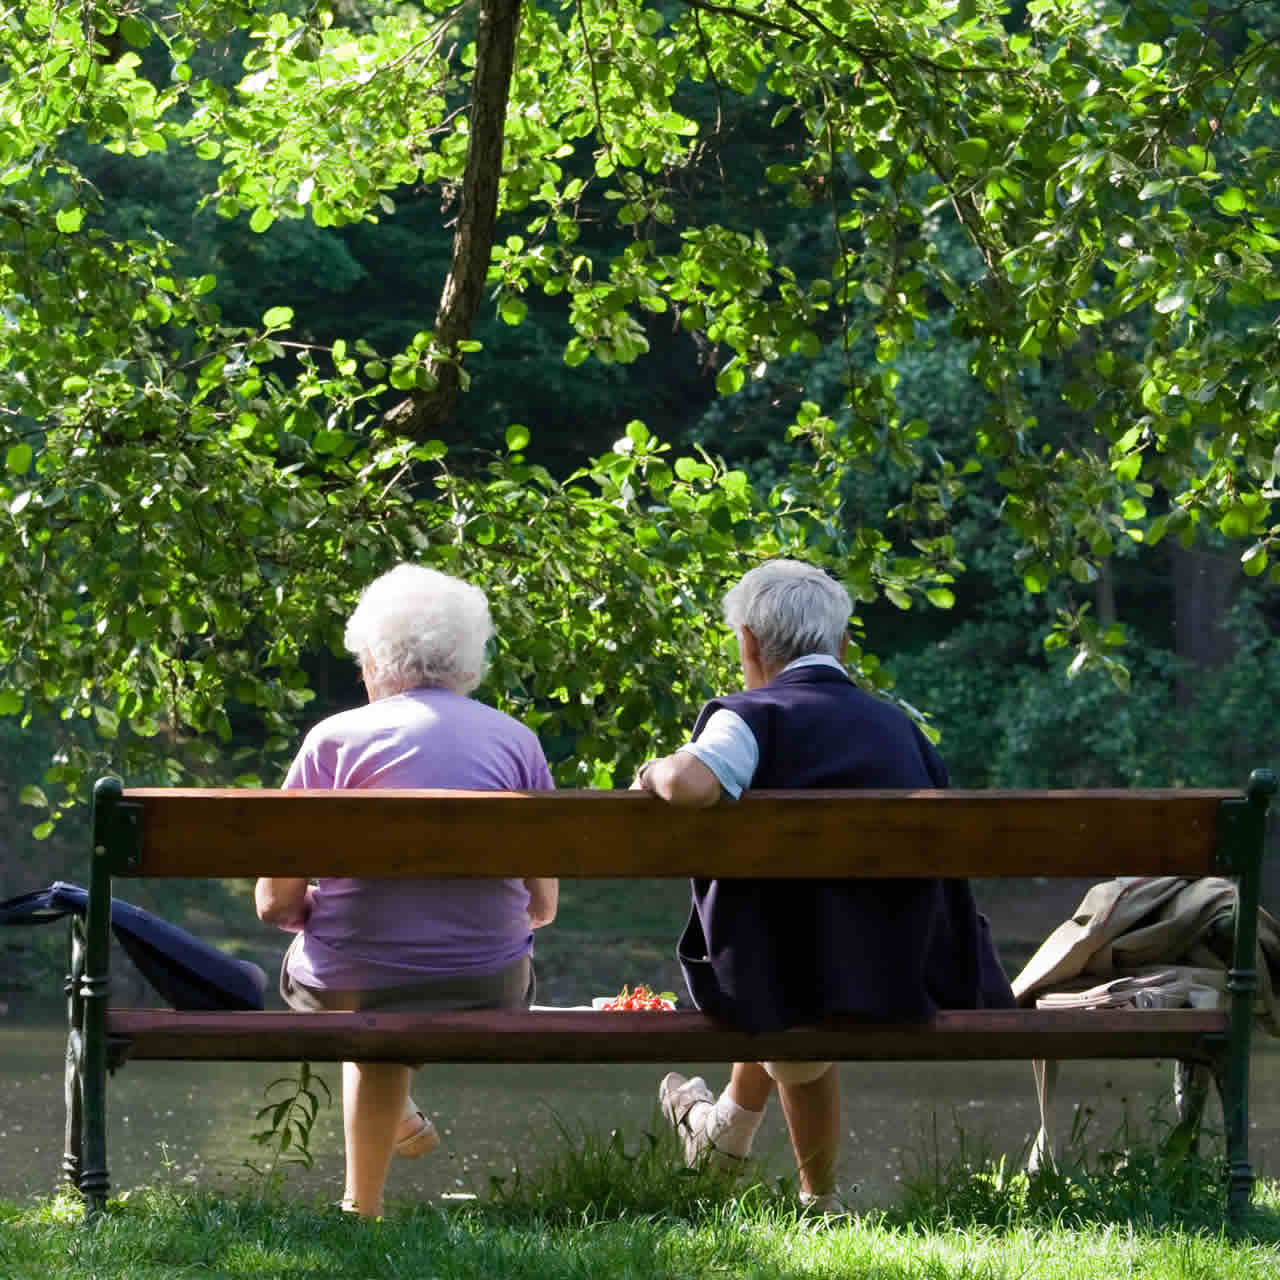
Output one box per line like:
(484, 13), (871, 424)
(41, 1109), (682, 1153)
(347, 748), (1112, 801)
(3, 1018), (1277, 1211)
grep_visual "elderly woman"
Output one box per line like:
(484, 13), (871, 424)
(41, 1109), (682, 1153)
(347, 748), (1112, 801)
(255, 564), (557, 1218)
(634, 559), (1013, 1213)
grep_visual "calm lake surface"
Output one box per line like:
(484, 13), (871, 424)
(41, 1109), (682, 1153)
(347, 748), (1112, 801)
(3, 1013), (1277, 1212)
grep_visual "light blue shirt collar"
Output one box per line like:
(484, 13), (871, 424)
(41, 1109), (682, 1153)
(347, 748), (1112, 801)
(778, 653), (849, 677)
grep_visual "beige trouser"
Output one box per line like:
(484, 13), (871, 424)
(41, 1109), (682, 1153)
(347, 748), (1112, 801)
(761, 1059), (833, 1085)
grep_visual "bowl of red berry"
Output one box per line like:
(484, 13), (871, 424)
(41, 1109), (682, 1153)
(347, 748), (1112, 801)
(593, 983), (678, 1011)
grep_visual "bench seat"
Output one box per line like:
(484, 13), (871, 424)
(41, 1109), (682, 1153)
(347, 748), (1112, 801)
(105, 1006), (1230, 1065)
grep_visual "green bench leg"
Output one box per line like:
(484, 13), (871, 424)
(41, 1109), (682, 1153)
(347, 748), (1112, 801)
(78, 779), (122, 1218)
(63, 921), (84, 1192)
(1219, 768), (1277, 1225)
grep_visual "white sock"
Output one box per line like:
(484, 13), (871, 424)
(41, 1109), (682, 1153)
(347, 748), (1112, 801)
(706, 1092), (763, 1158)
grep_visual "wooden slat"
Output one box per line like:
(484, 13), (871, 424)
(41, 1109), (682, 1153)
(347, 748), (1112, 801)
(106, 1008), (1229, 1065)
(118, 787), (1232, 879)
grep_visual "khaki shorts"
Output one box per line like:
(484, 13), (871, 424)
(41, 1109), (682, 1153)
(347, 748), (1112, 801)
(761, 1060), (833, 1086)
(280, 946), (535, 1014)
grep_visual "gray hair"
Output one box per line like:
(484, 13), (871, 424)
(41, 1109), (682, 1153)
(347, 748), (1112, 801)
(723, 560), (851, 668)
(344, 564), (493, 696)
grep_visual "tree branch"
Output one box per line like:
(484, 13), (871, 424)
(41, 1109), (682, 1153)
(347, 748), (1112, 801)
(383, 0), (523, 439)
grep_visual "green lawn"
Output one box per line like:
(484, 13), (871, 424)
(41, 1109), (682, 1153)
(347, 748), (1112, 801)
(4, 1117), (1278, 1280)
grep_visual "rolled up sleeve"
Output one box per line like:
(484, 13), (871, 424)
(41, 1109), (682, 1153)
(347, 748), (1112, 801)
(679, 708), (759, 800)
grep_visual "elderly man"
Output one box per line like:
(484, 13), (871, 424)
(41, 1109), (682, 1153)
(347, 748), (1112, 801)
(633, 559), (1013, 1213)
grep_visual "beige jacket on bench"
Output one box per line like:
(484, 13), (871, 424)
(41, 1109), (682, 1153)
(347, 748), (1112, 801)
(1011, 876), (1280, 1171)
(1012, 876), (1280, 1034)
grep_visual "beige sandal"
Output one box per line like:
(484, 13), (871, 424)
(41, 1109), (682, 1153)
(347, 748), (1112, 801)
(395, 1106), (440, 1159)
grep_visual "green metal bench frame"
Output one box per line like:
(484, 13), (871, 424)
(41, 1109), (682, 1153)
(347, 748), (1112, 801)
(66, 770), (1275, 1223)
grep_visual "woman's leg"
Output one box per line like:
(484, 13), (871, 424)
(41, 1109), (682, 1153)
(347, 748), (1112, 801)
(341, 1060), (412, 1217)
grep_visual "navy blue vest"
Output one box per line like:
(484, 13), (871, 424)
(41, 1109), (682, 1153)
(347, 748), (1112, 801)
(677, 665), (1014, 1032)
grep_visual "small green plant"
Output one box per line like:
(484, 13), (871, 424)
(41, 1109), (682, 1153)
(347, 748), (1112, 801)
(244, 1062), (332, 1196)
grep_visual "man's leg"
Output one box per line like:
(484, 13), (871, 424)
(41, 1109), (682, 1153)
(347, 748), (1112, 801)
(660, 1061), (772, 1169)
(341, 1060), (412, 1217)
(726, 1060), (774, 1111)
(774, 1063), (840, 1197)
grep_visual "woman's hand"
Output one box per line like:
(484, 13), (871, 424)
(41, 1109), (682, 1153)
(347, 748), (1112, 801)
(524, 877), (558, 928)
(255, 877), (313, 931)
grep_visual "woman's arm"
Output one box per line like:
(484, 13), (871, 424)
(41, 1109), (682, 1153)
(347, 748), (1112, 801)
(524, 877), (558, 928)
(255, 877), (313, 931)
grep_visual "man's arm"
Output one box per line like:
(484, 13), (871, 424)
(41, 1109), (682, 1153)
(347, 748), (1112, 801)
(633, 752), (726, 808)
(632, 708), (758, 807)
(255, 877), (313, 931)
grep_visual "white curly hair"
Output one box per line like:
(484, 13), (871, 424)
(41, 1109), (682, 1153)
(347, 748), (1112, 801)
(343, 563), (493, 696)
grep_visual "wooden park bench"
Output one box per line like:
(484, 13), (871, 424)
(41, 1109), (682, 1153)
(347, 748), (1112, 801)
(66, 771), (1276, 1221)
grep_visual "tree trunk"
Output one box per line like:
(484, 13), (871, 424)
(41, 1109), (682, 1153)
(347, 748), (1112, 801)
(384, 0), (523, 439)
(1169, 543), (1241, 710)
(1095, 557), (1116, 627)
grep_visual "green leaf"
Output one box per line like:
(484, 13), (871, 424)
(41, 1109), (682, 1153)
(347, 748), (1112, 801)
(715, 363), (744, 395)
(1154, 287), (1190, 315)
(55, 207), (85, 233)
(116, 16), (151, 48)
(249, 207), (276, 233)
(1023, 564), (1051, 594)
(1219, 505), (1251, 538)
(955, 138), (990, 168)
(499, 297), (528, 326)
(505, 424), (530, 451)
(312, 429), (346, 454)
(925, 588), (955, 609)
(19, 785), (48, 808)
(262, 306), (294, 329)
(5, 443), (33, 475)
(1214, 187), (1246, 215)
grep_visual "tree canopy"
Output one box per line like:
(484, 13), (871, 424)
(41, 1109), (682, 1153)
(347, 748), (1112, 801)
(2, 0), (1278, 826)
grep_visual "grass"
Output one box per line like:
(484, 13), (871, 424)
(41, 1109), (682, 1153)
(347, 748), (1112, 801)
(4, 1107), (1279, 1280)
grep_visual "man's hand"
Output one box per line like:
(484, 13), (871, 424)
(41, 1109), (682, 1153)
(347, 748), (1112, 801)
(633, 752), (724, 808)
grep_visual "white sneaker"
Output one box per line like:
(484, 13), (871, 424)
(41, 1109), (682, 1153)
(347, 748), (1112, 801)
(658, 1072), (746, 1174)
(798, 1188), (853, 1221)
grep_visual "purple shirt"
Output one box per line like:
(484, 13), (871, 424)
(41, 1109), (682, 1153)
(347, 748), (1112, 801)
(282, 688), (555, 988)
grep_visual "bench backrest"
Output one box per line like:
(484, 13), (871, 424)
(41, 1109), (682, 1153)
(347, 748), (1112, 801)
(90, 778), (1273, 881)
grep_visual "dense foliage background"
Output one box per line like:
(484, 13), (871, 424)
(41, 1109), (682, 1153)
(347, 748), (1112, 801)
(2, 0), (1279, 896)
